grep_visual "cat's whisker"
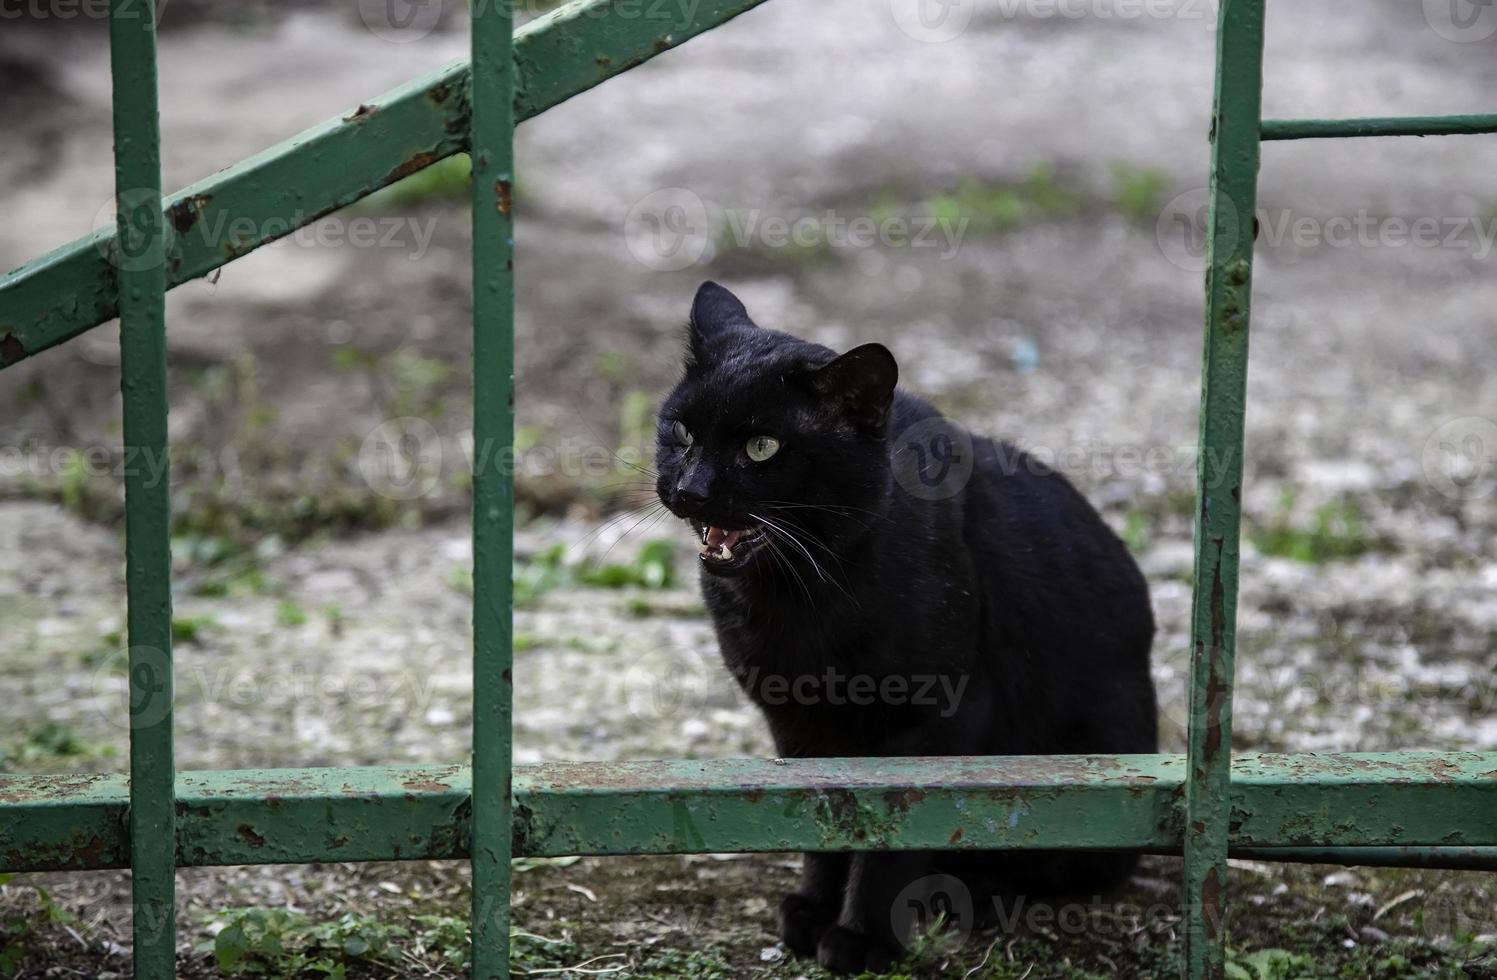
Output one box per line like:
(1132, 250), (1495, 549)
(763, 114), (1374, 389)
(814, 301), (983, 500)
(567, 501), (669, 560)
(751, 513), (858, 606)
(763, 536), (813, 604)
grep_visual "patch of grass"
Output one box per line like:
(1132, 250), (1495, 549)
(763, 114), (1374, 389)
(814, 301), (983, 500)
(635, 947), (737, 979)
(1252, 493), (1387, 564)
(172, 614), (219, 645)
(201, 906), (586, 979)
(1120, 509), (1152, 555)
(360, 152), (472, 209)
(1111, 162), (1170, 223)
(0, 723), (114, 772)
(453, 541), (679, 608)
(0, 875), (78, 975)
(202, 907), (406, 976)
(276, 601), (308, 628)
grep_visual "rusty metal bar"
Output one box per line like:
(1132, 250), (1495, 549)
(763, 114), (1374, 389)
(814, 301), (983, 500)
(1184, 0), (1266, 976)
(0, 0), (772, 372)
(469, 0), (518, 973)
(2, 755), (1494, 873)
(107, 0), (177, 975)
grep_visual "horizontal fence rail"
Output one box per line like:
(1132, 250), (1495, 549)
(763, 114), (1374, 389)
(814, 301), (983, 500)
(3, 753), (1494, 873)
(0, 0), (771, 371)
(1262, 113), (1497, 140)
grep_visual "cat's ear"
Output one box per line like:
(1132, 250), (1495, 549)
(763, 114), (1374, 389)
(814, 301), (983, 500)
(809, 343), (899, 433)
(688, 281), (753, 361)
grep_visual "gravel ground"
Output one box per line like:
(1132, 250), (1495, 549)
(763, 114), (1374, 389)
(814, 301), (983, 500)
(2, 0), (1496, 976)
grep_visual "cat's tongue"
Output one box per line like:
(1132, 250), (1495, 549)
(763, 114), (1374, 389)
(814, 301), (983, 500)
(706, 526), (744, 549)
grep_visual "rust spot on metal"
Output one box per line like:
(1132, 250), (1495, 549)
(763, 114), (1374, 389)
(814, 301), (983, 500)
(344, 103), (377, 122)
(948, 828), (963, 845)
(1200, 866), (1223, 939)
(883, 789), (924, 814)
(386, 152), (439, 185)
(403, 778), (452, 794)
(596, 56), (613, 69)
(653, 37), (671, 52)
(237, 824), (266, 848)
(0, 332), (25, 367)
(502, 668), (512, 685)
(167, 193), (213, 235)
(427, 80), (454, 105)
(1209, 539), (1226, 649)
(496, 179), (513, 217)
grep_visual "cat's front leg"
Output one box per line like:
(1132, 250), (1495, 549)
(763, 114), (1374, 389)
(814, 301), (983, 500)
(816, 850), (932, 974)
(778, 851), (848, 955)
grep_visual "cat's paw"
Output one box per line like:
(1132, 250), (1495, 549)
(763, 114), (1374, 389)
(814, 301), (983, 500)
(778, 893), (836, 956)
(816, 925), (898, 975)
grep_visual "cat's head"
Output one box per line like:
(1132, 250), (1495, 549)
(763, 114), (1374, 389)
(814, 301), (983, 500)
(655, 282), (898, 578)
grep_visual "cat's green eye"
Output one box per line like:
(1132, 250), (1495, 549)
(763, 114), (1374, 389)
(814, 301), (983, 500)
(672, 421), (693, 446)
(746, 435), (781, 462)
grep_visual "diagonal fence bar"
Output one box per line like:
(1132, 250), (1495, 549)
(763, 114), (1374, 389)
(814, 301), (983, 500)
(0, 0), (772, 373)
(107, 0), (177, 976)
(469, 0), (518, 975)
(1184, 1), (1265, 977)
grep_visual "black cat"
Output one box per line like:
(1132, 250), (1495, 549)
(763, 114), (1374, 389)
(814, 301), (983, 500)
(654, 282), (1158, 974)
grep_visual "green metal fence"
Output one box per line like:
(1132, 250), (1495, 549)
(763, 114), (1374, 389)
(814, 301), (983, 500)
(0, 2), (1494, 978)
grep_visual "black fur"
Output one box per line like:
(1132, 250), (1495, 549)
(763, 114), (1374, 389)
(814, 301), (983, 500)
(655, 282), (1158, 974)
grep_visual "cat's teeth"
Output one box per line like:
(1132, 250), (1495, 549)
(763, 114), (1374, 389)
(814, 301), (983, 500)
(720, 544), (733, 561)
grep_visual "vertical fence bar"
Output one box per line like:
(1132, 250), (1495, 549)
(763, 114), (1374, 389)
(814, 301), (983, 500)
(108, 0), (176, 976)
(469, 1), (516, 977)
(1183, 1), (1265, 978)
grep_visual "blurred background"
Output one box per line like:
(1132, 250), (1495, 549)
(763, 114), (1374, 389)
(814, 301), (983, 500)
(1, 0), (1495, 976)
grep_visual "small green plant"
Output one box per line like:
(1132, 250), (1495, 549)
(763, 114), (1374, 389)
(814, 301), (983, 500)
(0, 723), (114, 772)
(276, 601), (308, 628)
(360, 152), (472, 208)
(172, 614), (220, 645)
(1120, 510), (1151, 555)
(1252, 493), (1384, 564)
(0, 875), (79, 974)
(453, 541), (679, 608)
(1225, 946), (1315, 980)
(1111, 162), (1170, 222)
(204, 908), (406, 977)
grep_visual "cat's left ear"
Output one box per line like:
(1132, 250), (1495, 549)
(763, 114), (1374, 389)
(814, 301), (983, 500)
(688, 281), (753, 362)
(809, 343), (899, 433)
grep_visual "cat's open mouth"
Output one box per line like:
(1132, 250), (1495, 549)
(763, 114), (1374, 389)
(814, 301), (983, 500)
(695, 523), (767, 568)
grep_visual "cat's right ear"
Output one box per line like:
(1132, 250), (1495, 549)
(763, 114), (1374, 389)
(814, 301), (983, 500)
(688, 281), (753, 363)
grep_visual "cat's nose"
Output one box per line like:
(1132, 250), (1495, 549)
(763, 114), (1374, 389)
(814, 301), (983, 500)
(674, 485), (709, 509)
(673, 463), (713, 511)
